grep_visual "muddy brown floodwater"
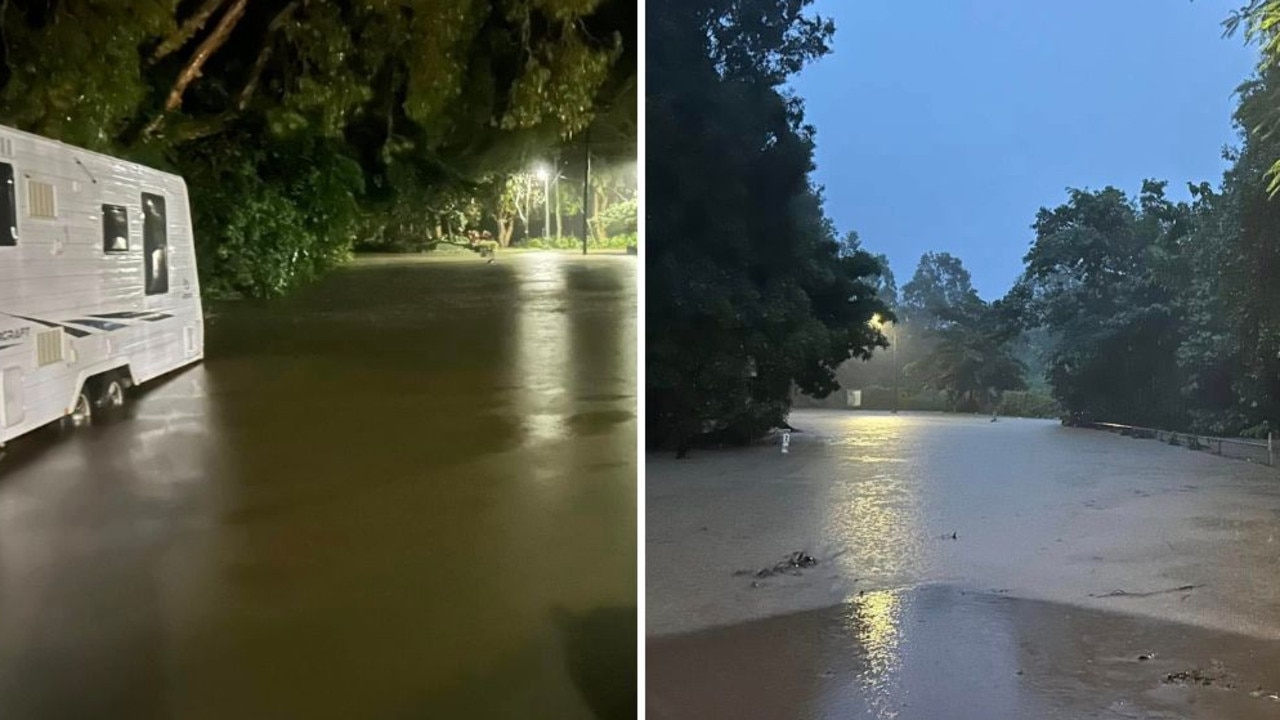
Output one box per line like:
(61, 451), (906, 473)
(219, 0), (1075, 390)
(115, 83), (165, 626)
(0, 253), (636, 719)
(648, 410), (1280, 719)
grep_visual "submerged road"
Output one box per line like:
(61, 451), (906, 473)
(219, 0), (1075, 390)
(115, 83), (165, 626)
(648, 410), (1280, 719)
(0, 253), (636, 719)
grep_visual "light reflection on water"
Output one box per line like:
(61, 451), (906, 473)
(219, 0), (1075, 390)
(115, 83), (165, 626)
(851, 588), (905, 719)
(514, 253), (571, 447)
(823, 414), (927, 586)
(817, 415), (923, 717)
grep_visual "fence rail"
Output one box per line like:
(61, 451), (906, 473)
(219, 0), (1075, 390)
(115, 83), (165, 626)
(1087, 422), (1275, 468)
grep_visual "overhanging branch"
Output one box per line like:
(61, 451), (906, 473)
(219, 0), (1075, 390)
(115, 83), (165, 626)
(236, 1), (300, 111)
(164, 0), (248, 112)
(151, 0), (229, 64)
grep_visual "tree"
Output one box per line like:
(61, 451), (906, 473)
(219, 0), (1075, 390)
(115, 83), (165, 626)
(1016, 182), (1191, 427)
(895, 253), (1024, 411)
(647, 0), (887, 454)
(1224, 2), (1280, 195)
(906, 302), (1027, 412)
(869, 251), (898, 309)
(1173, 70), (1280, 435)
(0, 0), (636, 297)
(901, 252), (981, 330)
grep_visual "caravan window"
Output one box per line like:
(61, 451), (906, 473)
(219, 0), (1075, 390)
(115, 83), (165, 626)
(102, 204), (128, 253)
(142, 193), (168, 295)
(0, 164), (14, 246)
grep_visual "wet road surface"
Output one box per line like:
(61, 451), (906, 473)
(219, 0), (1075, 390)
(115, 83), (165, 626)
(648, 410), (1280, 718)
(0, 253), (636, 719)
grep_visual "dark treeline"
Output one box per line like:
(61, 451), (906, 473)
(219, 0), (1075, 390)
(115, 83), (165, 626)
(1002, 1), (1280, 438)
(998, 2), (1279, 437)
(647, 0), (889, 454)
(0, 0), (636, 298)
(1009, 118), (1279, 437)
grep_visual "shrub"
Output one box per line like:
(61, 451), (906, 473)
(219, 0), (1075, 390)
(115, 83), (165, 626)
(515, 234), (635, 250)
(186, 134), (362, 299)
(596, 199), (637, 235)
(997, 390), (1061, 418)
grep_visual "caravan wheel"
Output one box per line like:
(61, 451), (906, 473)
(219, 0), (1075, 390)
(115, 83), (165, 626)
(99, 376), (125, 410)
(70, 390), (92, 426)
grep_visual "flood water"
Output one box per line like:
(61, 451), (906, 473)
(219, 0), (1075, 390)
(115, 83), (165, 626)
(648, 410), (1280, 718)
(0, 253), (636, 719)
(650, 585), (1280, 720)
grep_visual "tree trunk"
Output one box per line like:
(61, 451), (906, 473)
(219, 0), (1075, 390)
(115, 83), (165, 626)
(519, 176), (532, 243)
(592, 188), (611, 240)
(554, 179), (563, 238)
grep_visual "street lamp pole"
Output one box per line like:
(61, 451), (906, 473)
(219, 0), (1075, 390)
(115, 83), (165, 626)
(891, 323), (899, 414)
(582, 129), (591, 255)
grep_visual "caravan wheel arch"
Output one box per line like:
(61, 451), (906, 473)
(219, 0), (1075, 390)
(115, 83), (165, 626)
(66, 361), (134, 415)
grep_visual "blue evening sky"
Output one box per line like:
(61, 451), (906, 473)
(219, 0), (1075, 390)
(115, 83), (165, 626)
(791, 0), (1258, 299)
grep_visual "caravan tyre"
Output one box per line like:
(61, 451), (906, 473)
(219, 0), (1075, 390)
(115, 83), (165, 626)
(100, 376), (125, 410)
(70, 390), (92, 426)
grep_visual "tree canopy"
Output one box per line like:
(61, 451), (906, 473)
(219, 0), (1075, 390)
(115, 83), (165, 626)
(0, 0), (636, 297)
(1000, 56), (1280, 436)
(647, 0), (888, 453)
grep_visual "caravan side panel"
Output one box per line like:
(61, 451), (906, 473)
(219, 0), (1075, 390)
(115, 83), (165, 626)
(0, 126), (203, 445)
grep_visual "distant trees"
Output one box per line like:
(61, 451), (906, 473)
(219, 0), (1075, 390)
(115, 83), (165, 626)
(901, 252), (981, 330)
(1006, 76), (1280, 436)
(855, 252), (1025, 413)
(1012, 182), (1190, 427)
(647, 0), (888, 454)
(0, 0), (636, 297)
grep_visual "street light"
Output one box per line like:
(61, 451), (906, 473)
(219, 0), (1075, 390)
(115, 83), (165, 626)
(535, 165), (551, 239)
(870, 314), (899, 414)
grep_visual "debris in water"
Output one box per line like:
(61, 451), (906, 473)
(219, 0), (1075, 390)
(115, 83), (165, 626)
(1090, 584), (1202, 599)
(735, 550), (819, 580)
(1163, 660), (1238, 690)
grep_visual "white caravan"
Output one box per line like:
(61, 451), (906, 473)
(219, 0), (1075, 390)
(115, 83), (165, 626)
(0, 125), (203, 447)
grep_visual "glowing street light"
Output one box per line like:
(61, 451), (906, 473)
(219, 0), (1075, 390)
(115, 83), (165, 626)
(869, 314), (899, 414)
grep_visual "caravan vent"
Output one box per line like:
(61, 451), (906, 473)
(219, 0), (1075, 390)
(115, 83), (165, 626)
(0, 138), (13, 158)
(28, 179), (55, 218)
(35, 329), (64, 366)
